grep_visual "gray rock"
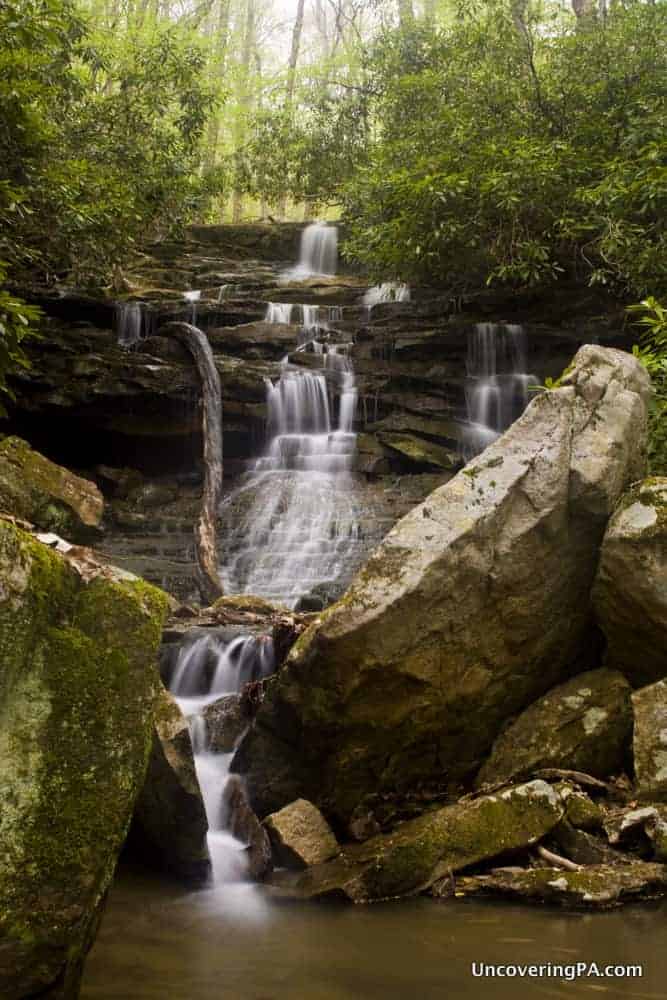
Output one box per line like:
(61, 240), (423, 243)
(475, 669), (633, 788)
(133, 686), (210, 881)
(236, 346), (650, 823)
(266, 780), (563, 903)
(633, 681), (667, 801)
(451, 863), (667, 908)
(593, 478), (667, 685)
(264, 799), (339, 869)
(223, 776), (272, 880)
(202, 694), (247, 753)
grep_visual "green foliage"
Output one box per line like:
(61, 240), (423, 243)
(629, 298), (667, 476)
(0, 0), (219, 288)
(335, 1), (666, 296)
(0, 262), (41, 417)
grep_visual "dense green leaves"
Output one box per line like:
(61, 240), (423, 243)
(334, 1), (666, 298)
(0, 0), (218, 288)
(629, 298), (667, 475)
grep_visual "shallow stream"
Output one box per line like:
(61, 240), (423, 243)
(82, 865), (667, 999)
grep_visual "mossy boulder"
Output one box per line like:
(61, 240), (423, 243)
(0, 520), (168, 998)
(452, 863), (667, 908)
(0, 436), (103, 540)
(132, 686), (210, 882)
(632, 681), (667, 801)
(267, 780), (563, 903)
(264, 799), (339, 869)
(593, 478), (667, 686)
(237, 346), (650, 824)
(475, 669), (633, 788)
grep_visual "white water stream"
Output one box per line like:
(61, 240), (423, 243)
(169, 226), (361, 894)
(464, 322), (537, 457)
(168, 634), (274, 888)
(285, 222), (338, 278)
(221, 289), (359, 607)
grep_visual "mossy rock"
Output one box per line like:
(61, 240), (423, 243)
(132, 686), (210, 883)
(475, 669), (633, 788)
(0, 521), (169, 997)
(0, 436), (103, 540)
(266, 780), (563, 903)
(453, 863), (667, 909)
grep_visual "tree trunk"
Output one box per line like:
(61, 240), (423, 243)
(277, 0), (306, 220)
(203, 0), (231, 173)
(232, 0), (257, 224)
(572, 0), (595, 17)
(165, 323), (225, 605)
(398, 0), (415, 28)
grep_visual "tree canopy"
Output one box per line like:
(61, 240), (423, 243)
(0, 0), (666, 402)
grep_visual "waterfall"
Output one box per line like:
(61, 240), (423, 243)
(167, 634), (275, 885)
(115, 302), (153, 347)
(464, 323), (537, 457)
(286, 223), (338, 278)
(363, 282), (411, 312)
(222, 334), (359, 608)
(266, 302), (343, 348)
(183, 290), (201, 325)
(164, 322), (224, 603)
(265, 302), (295, 325)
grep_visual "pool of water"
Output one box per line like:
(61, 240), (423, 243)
(82, 865), (667, 1000)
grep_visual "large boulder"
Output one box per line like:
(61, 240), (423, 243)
(264, 799), (339, 869)
(632, 681), (667, 801)
(267, 780), (563, 903)
(0, 521), (168, 998)
(0, 436), (103, 540)
(235, 346), (650, 823)
(593, 478), (667, 686)
(132, 687), (210, 882)
(475, 669), (633, 787)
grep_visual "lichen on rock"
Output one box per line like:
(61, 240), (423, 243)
(475, 668), (633, 788)
(0, 435), (104, 540)
(0, 520), (168, 998)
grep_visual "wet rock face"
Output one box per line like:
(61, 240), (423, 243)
(632, 681), (667, 801)
(475, 669), (633, 788)
(266, 781), (563, 903)
(237, 346), (650, 824)
(0, 520), (168, 999)
(132, 687), (210, 882)
(223, 776), (272, 880)
(0, 435), (103, 540)
(202, 694), (247, 753)
(593, 478), (667, 686)
(264, 799), (339, 869)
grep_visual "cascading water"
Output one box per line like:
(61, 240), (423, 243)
(363, 282), (411, 312)
(222, 319), (359, 607)
(266, 302), (343, 347)
(464, 322), (537, 457)
(286, 223), (338, 278)
(167, 633), (275, 886)
(115, 302), (154, 347)
(183, 289), (201, 325)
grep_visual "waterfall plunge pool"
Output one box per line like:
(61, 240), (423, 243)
(82, 864), (666, 999)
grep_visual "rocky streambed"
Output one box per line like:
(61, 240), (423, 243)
(1, 224), (666, 998)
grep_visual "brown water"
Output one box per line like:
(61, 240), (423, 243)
(82, 866), (667, 1000)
